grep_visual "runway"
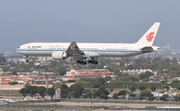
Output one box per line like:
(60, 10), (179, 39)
(56, 101), (180, 107)
(1, 101), (180, 111)
(34, 101), (180, 110)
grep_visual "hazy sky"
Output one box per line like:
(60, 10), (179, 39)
(0, 0), (180, 28)
(0, 0), (180, 52)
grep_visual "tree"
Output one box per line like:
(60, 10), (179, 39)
(148, 96), (155, 101)
(12, 71), (17, 75)
(128, 76), (139, 82)
(53, 65), (66, 76)
(140, 89), (152, 100)
(94, 78), (106, 88)
(19, 88), (28, 98)
(23, 85), (38, 98)
(66, 91), (73, 99)
(93, 81), (100, 88)
(83, 89), (92, 99)
(160, 94), (168, 101)
(10, 81), (18, 85)
(115, 70), (122, 77)
(118, 90), (128, 99)
(176, 86), (180, 90)
(67, 80), (75, 83)
(164, 86), (170, 91)
(174, 95), (180, 101)
(29, 89), (37, 98)
(171, 80), (180, 84)
(139, 86), (146, 91)
(29, 86), (37, 98)
(113, 93), (119, 99)
(138, 71), (153, 82)
(48, 87), (55, 99)
(148, 93), (155, 101)
(70, 84), (84, 98)
(37, 86), (46, 99)
(96, 86), (109, 100)
(61, 85), (69, 99)
(129, 86), (136, 92)
(24, 86), (32, 96)
(104, 76), (112, 81)
(73, 91), (80, 98)
(150, 86), (156, 91)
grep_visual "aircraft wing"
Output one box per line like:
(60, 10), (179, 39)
(66, 42), (85, 60)
(66, 42), (100, 60)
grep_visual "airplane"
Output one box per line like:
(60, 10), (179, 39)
(16, 22), (160, 65)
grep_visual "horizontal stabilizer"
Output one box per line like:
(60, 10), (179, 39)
(141, 46), (153, 52)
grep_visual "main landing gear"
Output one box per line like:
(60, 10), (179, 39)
(76, 58), (98, 65)
(88, 57), (98, 64)
(88, 60), (98, 64)
(76, 60), (87, 65)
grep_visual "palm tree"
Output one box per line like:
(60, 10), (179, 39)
(44, 74), (49, 95)
(53, 82), (62, 99)
(110, 88), (114, 95)
(53, 82), (61, 89)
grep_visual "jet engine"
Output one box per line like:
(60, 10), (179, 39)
(52, 51), (68, 60)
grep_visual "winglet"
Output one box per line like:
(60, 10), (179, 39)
(136, 22), (160, 46)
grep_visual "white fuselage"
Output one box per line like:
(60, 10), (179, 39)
(16, 42), (157, 58)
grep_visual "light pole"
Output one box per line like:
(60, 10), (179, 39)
(149, 83), (150, 89)
(123, 81), (124, 89)
(91, 81), (94, 110)
(92, 82), (93, 100)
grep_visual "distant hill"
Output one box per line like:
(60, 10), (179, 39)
(0, 20), (180, 52)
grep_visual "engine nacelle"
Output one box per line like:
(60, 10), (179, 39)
(52, 51), (68, 60)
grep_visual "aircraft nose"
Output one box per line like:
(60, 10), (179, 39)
(17, 46), (20, 49)
(16, 46), (21, 52)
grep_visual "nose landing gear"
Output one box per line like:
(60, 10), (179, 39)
(26, 55), (29, 62)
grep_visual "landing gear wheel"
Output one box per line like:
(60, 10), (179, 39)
(76, 60), (86, 65)
(88, 60), (98, 64)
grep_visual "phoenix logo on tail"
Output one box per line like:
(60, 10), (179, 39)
(146, 32), (155, 42)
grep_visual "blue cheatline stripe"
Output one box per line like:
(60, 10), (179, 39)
(16, 49), (142, 53)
